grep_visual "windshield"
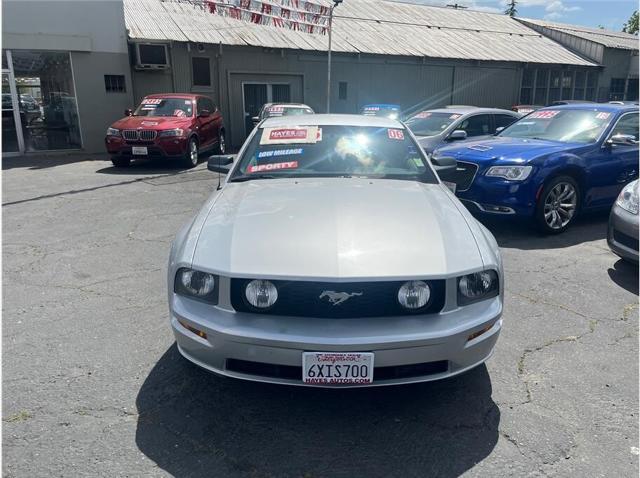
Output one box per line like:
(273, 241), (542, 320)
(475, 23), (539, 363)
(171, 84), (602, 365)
(134, 98), (194, 117)
(499, 109), (614, 143)
(262, 105), (314, 119)
(231, 125), (437, 183)
(405, 112), (462, 136)
(360, 106), (400, 118)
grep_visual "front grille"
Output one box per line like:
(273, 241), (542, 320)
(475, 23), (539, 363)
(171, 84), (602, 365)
(230, 279), (446, 318)
(454, 161), (478, 191)
(122, 130), (157, 141)
(225, 358), (449, 381)
(614, 229), (639, 251)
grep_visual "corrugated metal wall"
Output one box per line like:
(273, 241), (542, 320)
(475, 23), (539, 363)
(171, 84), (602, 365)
(131, 43), (525, 147)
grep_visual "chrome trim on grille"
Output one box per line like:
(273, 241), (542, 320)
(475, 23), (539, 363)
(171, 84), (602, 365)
(455, 161), (479, 192)
(122, 130), (157, 141)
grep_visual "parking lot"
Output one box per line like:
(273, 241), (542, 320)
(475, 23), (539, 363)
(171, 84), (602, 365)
(3, 155), (638, 477)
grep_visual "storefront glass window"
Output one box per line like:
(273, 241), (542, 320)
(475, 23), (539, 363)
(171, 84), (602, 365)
(11, 50), (81, 151)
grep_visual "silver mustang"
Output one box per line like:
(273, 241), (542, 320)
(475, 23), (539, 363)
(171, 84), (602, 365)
(168, 114), (504, 387)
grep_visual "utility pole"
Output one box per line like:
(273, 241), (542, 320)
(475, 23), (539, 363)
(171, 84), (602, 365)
(326, 0), (343, 114)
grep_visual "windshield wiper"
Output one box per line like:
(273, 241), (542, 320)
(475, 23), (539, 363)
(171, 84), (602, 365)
(229, 174), (279, 183)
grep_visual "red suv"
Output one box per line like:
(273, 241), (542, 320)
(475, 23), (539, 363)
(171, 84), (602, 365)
(105, 94), (225, 168)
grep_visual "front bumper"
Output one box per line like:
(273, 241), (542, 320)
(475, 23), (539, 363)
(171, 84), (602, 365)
(456, 172), (538, 217)
(607, 204), (639, 263)
(105, 136), (189, 159)
(169, 283), (503, 387)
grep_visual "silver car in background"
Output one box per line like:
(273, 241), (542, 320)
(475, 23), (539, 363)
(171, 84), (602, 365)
(608, 179), (639, 263)
(168, 114), (504, 387)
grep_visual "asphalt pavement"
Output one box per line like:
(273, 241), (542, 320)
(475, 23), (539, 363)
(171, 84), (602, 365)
(3, 154), (638, 477)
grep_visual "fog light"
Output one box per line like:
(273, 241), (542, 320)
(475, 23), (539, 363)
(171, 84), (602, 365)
(245, 280), (278, 309)
(398, 280), (431, 310)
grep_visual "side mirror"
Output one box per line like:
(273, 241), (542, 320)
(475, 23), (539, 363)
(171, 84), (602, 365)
(495, 126), (505, 135)
(199, 109), (211, 118)
(124, 108), (133, 116)
(252, 116), (260, 124)
(431, 155), (458, 183)
(207, 155), (234, 174)
(448, 130), (467, 141)
(607, 134), (637, 146)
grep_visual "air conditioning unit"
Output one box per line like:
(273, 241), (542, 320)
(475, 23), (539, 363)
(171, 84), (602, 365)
(134, 43), (170, 70)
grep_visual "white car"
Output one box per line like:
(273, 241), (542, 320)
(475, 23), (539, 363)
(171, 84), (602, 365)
(168, 114), (504, 387)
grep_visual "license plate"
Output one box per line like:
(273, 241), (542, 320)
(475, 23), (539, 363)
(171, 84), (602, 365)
(132, 146), (148, 155)
(443, 181), (457, 193)
(302, 352), (374, 385)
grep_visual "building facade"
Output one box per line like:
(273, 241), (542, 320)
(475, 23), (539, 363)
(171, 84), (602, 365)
(3, 0), (637, 155)
(2, 0), (133, 155)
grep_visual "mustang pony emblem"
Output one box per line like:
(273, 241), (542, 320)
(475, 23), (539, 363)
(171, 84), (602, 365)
(319, 291), (363, 306)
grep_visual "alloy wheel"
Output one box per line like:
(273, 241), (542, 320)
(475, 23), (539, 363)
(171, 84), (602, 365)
(189, 139), (198, 165)
(543, 181), (577, 230)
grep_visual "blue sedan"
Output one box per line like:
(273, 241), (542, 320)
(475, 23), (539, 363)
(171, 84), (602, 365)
(432, 104), (639, 233)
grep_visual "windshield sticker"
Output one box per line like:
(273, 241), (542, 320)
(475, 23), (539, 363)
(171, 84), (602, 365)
(184, 100), (192, 105)
(248, 161), (298, 173)
(141, 121), (158, 126)
(530, 110), (559, 119)
(268, 106), (284, 112)
(388, 129), (405, 140)
(258, 148), (303, 159)
(260, 126), (319, 145)
(411, 157), (423, 167)
(142, 98), (163, 105)
(414, 112), (431, 119)
(449, 114), (462, 119)
(596, 112), (611, 120)
(364, 106), (380, 111)
(174, 109), (186, 117)
(141, 105), (157, 111)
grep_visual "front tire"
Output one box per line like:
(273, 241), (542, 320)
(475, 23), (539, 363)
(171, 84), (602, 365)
(535, 175), (580, 234)
(182, 137), (199, 168)
(111, 157), (131, 168)
(214, 130), (226, 155)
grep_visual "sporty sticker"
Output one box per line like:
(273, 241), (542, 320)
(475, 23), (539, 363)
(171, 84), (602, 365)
(530, 110), (559, 119)
(596, 112), (611, 120)
(449, 114), (462, 119)
(388, 129), (405, 140)
(414, 112), (431, 119)
(258, 148), (303, 159)
(247, 161), (298, 173)
(260, 126), (319, 145)
(142, 98), (163, 105)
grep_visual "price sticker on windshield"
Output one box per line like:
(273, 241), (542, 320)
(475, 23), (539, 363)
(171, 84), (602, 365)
(261, 126), (320, 145)
(530, 110), (559, 119)
(596, 112), (611, 120)
(388, 129), (405, 140)
(142, 98), (162, 105)
(414, 112), (431, 119)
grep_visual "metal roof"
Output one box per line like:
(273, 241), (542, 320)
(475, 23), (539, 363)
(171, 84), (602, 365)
(518, 18), (639, 51)
(124, 0), (597, 66)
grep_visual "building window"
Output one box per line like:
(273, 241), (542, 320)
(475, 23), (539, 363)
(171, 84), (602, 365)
(192, 57), (211, 87)
(586, 71), (597, 100)
(339, 81), (348, 100)
(627, 79), (639, 101)
(610, 78), (626, 101)
(104, 75), (126, 93)
(534, 69), (549, 105)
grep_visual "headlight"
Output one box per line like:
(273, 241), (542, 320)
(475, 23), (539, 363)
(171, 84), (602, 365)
(458, 270), (499, 305)
(159, 128), (184, 137)
(245, 280), (278, 309)
(616, 181), (639, 215)
(174, 268), (217, 303)
(486, 165), (532, 181)
(397, 280), (431, 310)
(106, 127), (120, 137)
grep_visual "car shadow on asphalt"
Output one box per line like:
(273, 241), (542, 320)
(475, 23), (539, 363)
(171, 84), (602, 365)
(479, 211), (609, 250)
(2, 153), (107, 170)
(135, 345), (499, 478)
(95, 158), (202, 176)
(607, 259), (639, 296)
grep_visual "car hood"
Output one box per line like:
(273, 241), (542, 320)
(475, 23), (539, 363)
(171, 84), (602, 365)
(111, 116), (193, 130)
(435, 136), (584, 163)
(191, 178), (484, 280)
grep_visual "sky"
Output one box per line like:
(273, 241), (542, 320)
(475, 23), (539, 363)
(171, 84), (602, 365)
(401, 0), (638, 31)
